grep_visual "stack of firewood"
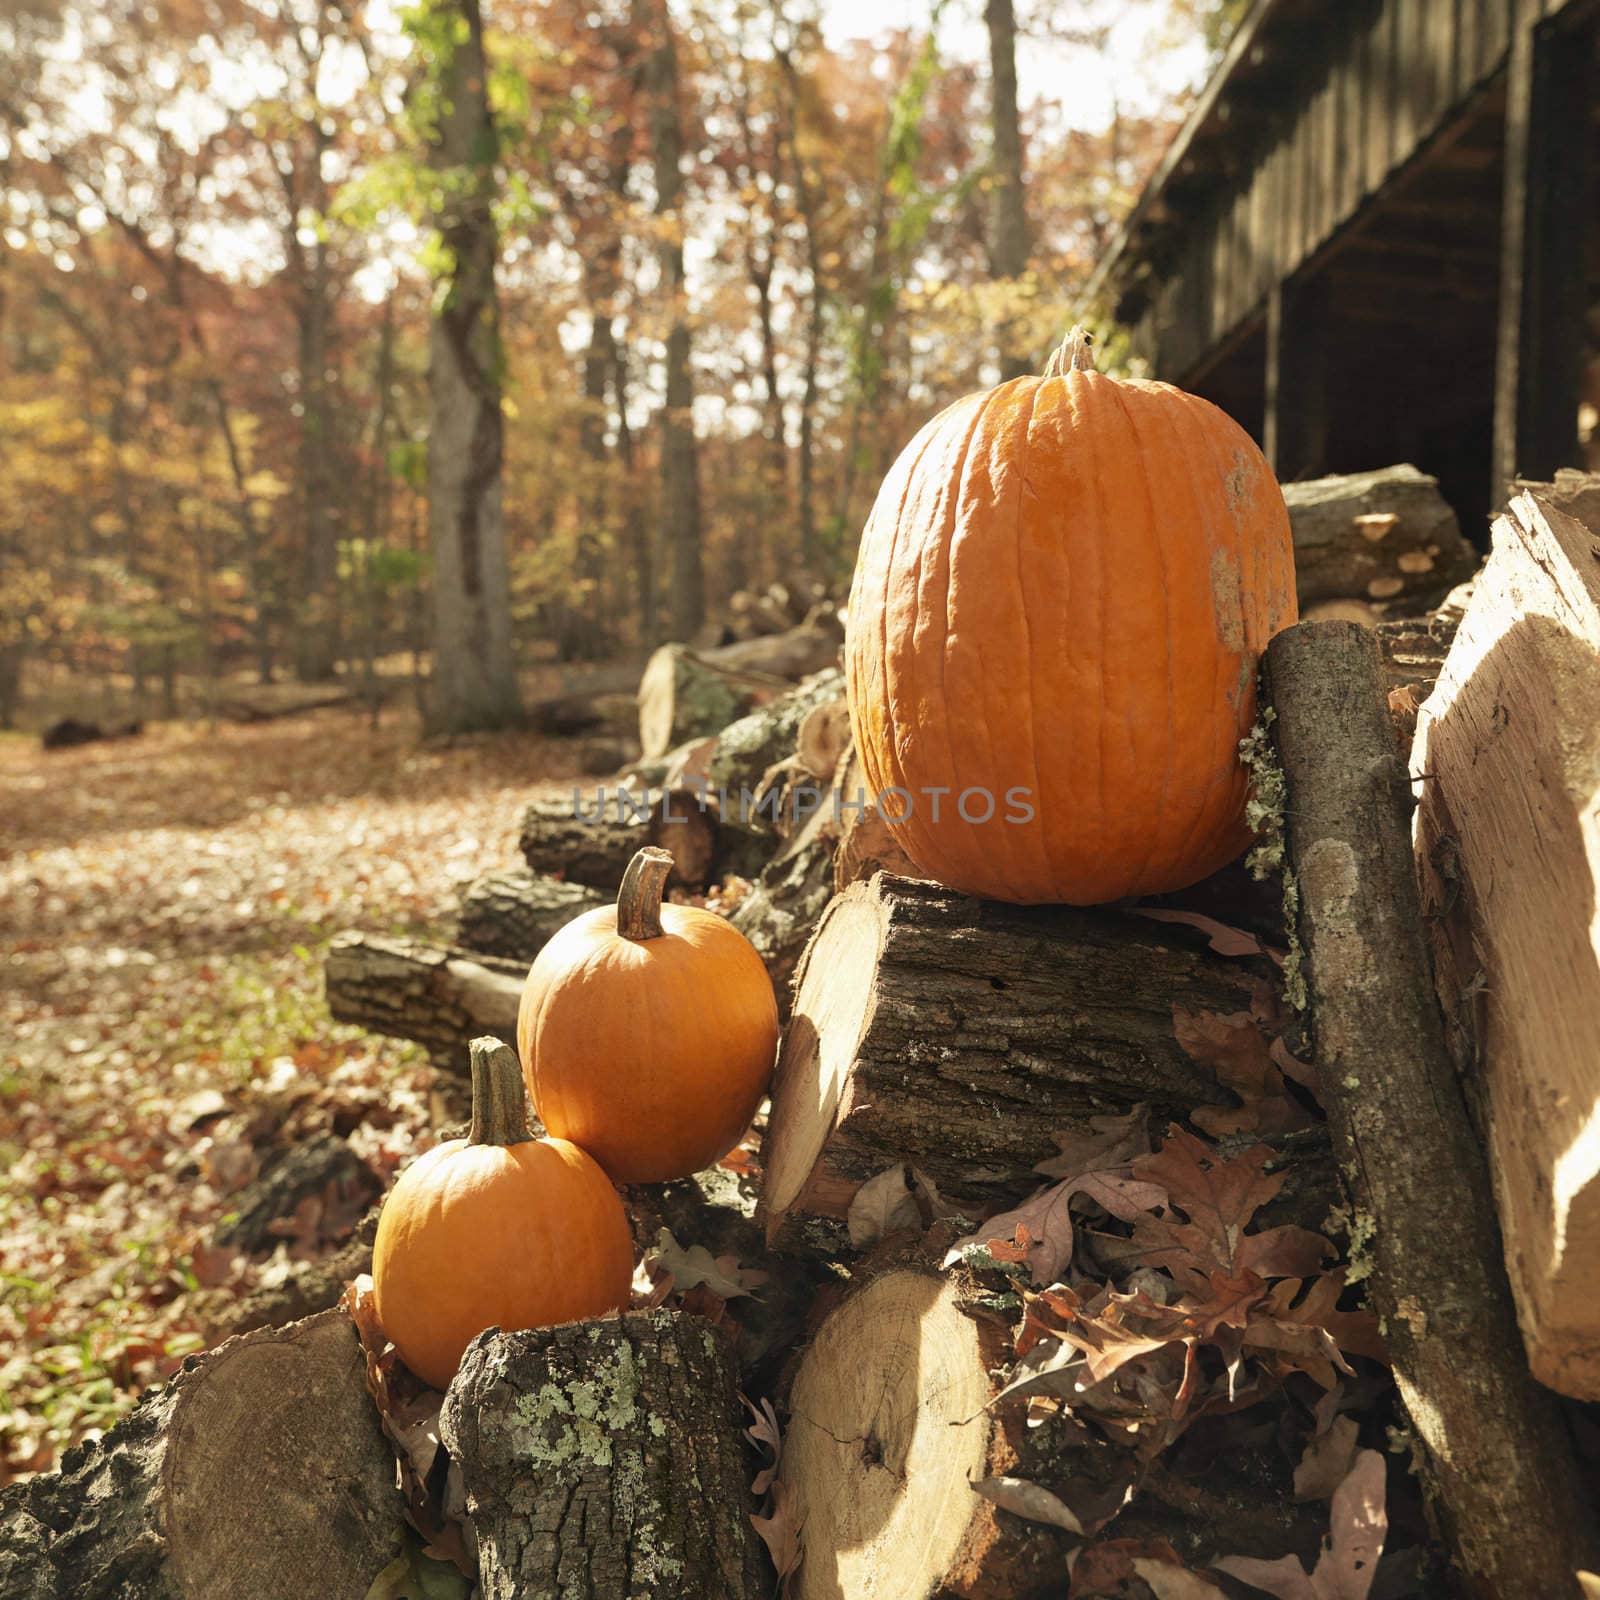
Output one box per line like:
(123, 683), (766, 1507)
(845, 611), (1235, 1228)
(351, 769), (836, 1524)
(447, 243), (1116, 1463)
(15, 468), (1600, 1600)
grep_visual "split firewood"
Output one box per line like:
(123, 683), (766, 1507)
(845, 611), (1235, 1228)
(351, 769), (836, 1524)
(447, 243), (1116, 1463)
(1280, 463), (1478, 613)
(729, 771), (845, 999)
(456, 867), (607, 962)
(760, 874), (1260, 1251)
(1413, 479), (1600, 1399)
(0, 1311), (402, 1600)
(637, 619), (844, 759)
(708, 671), (846, 846)
(441, 1311), (764, 1600)
(831, 750), (921, 890)
(517, 787), (717, 891)
(1266, 617), (1595, 1598)
(325, 932), (523, 1063)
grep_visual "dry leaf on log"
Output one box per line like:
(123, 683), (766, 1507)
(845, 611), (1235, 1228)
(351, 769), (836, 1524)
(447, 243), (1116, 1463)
(846, 1163), (944, 1248)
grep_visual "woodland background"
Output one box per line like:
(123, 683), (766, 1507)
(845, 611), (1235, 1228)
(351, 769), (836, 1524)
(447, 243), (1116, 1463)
(1, 0), (1245, 732)
(1, 0), (1244, 1487)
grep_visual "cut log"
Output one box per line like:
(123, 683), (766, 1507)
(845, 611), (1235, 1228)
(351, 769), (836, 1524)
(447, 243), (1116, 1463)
(216, 1215), (378, 1338)
(638, 621), (845, 759)
(456, 867), (607, 962)
(708, 670), (846, 843)
(784, 1262), (1060, 1600)
(728, 774), (843, 1000)
(638, 643), (775, 760)
(782, 1255), (1324, 1600)
(441, 1311), (764, 1600)
(213, 1131), (379, 1255)
(1266, 618), (1595, 1598)
(1281, 464), (1479, 612)
(325, 932), (523, 1063)
(518, 787), (717, 891)
(0, 1310), (401, 1600)
(760, 874), (1258, 1251)
(1412, 480), (1600, 1399)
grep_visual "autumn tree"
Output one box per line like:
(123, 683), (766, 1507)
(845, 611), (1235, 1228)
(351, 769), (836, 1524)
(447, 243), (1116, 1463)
(636, 0), (705, 642)
(984, 0), (1031, 379)
(413, 0), (521, 732)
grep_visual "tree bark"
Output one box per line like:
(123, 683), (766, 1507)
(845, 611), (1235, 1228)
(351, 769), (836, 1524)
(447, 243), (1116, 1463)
(0, 1312), (402, 1600)
(760, 874), (1258, 1251)
(456, 867), (608, 962)
(635, 0), (703, 642)
(324, 931), (524, 1064)
(984, 0), (1030, 382)
(1280, 464), (1479, 613)
(212, 1131), (378, 1255)
(440, 1312), (764, 1600)
(424, 0), (521, 732)
(1265, 618), (1595, 1599)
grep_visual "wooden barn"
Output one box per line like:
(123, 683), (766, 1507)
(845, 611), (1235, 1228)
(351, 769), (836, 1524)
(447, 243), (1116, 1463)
(1087, 0), (1600, 535)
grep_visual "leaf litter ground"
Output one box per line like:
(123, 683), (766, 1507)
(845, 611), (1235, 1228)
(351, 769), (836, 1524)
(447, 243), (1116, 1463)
(0, 706), (585, 1481)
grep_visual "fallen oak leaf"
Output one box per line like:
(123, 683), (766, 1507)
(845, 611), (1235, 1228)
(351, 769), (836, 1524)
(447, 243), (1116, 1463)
(970, 1473), (1085, 1535)
(945, 1164), (1164, 1288)
(751, 1478), (803, 1590)
(644, 1228), (754, 1299)
(1216, 1447), (1386, 1600)
(847, 1163), (943, 1248)
(1174, 1008), (1310, 1138)
(1033, 1105), (1152, 1178)
(1294, 1413), (1360, 1503)
(1129, 907), (1270, 960)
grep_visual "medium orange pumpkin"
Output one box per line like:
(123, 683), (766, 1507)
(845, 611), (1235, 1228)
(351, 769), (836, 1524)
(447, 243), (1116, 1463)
(372, 1036), (633, 1389)
(846, 327), (1297, 906)
(518, 846), (778, 1183)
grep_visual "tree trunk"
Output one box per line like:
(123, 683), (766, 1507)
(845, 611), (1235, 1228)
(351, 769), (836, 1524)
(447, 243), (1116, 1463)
(636, 0), (703, 642)
(293, 124), (341, 684)
(612, 340), (656, 647)
(457, 867), (608, 962)
(0, 1311), (401, 1600)
(425, 0), (521, 733)
(324, 931), (524, 1065)
(760, 874), (1258, 1252)
(440, 1312), (765, 1600)
(1280, 464), (1479, 614)
(984, 0), (1030, 381)
(1266, 618), (1595, 1598)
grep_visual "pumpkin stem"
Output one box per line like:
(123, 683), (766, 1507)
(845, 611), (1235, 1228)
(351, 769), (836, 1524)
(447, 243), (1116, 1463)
(617, 845), (674, 941)
(467, 1037), (534, 1147)
(1043, 324), (1097, 378)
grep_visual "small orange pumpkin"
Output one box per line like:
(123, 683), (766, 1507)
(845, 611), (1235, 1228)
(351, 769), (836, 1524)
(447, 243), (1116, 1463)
(846, 326), (1297, 905)
(518, 847), (779, 1183)
(372, 1036), (633, 1389)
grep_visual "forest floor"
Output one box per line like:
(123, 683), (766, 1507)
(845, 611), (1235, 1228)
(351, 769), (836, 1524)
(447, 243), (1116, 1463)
(0, 704), (584, 1481)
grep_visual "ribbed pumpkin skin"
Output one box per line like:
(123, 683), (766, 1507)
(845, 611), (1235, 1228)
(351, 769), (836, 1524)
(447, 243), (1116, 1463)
(518, 904), (779, 1183)
(846, 369), (1297, 905)
(372, 1135), (632, 1390)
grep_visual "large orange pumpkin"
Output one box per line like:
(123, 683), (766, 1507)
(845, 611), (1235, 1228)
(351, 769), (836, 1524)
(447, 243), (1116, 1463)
(846, 327), (1297, 906)
(372, 1036), (633, 1389)
(518, 846), (778, 1183)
